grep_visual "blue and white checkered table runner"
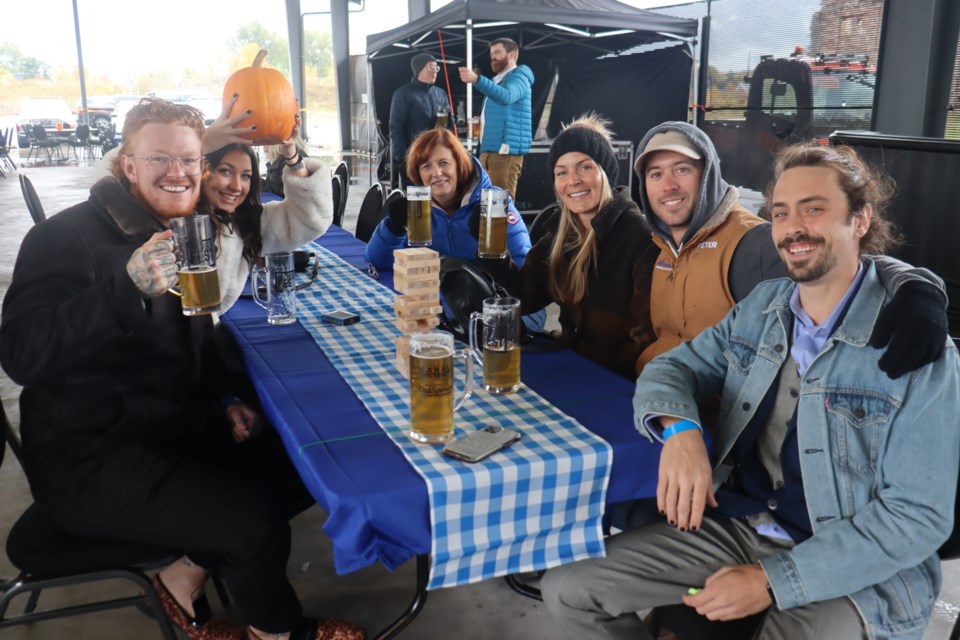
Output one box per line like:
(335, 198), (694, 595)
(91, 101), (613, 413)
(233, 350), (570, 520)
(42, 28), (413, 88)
(294, 242), (612, 589)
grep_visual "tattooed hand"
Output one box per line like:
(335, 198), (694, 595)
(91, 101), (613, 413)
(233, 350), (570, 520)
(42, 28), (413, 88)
(126, 230), (178, 297)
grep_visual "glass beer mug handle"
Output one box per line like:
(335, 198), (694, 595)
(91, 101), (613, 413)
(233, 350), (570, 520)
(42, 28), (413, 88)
(251, 265), (269, 310)
(467, 311), (485, 366)
(453, 349), (474, 412)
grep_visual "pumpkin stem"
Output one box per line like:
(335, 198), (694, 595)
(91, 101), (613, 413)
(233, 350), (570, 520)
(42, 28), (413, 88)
(253, 49), (267, 68)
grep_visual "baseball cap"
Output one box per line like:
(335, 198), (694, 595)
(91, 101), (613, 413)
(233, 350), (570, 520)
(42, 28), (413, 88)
(634, 130), (702, 174)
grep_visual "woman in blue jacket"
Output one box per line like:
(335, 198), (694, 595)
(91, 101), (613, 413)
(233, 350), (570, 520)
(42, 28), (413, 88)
(364, 127), (532, 270)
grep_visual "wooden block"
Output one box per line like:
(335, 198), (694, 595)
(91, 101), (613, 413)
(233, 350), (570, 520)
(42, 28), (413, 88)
(396, 335), (410, 378)
(395, 316), (440, 333)
(393, 247), (440, 268)
(393, 264), (440, 281)
(396, 305), (443, 320)
(393, 273), (440, 294)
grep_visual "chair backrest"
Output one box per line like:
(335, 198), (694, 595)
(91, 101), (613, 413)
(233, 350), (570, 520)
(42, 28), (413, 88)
(355, 182), (387, 243)
(75, 124), (90, 142)
(331, 174), (344, 227)
(1, 398), (23, 470)
(19, 175), (47, 224)
(528, 203), (561, 246)
(334, 161), (349, 192)
(383, 188), (404, 210)
(31, 124), (48, 142)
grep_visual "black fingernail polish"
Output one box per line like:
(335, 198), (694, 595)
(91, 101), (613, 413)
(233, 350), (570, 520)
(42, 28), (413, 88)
(691, 526), (699, 532)
(680, 527), (686, 532)
(659, 510), (665, 515)
(668, 520), (676, 526)
(233, 93), (239, 98)
(246, 109), (253, 115)
(251, 126), (257, 130)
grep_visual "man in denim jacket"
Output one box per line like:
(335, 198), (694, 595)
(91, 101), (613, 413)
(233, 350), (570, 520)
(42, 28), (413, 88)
(542, 143), (960, 639)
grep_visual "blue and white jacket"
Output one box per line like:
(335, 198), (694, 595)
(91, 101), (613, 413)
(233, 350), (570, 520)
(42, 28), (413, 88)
(476, 65), (534, 156)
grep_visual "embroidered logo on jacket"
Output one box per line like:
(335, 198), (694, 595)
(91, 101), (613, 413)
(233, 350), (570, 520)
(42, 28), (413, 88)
(507, 211), (519, 225)
(696, 241), (718, 249)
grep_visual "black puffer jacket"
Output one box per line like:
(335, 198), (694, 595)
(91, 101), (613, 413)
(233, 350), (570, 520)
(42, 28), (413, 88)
(0, 178), (217, 505)
(481, 188), (658, 380)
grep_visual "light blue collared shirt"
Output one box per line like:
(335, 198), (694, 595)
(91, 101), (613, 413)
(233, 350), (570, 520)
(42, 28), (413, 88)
(789, 262), (865, 376)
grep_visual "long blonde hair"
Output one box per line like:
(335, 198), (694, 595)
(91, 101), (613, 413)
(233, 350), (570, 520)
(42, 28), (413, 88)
(547, 116), (616, 305)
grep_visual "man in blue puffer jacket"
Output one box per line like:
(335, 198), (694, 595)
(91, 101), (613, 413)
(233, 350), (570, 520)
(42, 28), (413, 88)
(459, 38), (534, 200)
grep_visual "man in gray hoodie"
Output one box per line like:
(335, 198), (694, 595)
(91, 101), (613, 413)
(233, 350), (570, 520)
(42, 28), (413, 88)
(633, 120), (946, 379)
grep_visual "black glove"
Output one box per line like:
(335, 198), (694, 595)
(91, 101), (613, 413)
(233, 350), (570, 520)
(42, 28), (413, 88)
(467, 202), (481, 240)
(869, 280), (948, 379)
(385, 195), (408, 236)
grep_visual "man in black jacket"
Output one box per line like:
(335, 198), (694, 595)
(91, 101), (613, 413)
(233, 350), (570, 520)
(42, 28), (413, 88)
(0, 98), (361, 640)
(389, 52), (452, 187)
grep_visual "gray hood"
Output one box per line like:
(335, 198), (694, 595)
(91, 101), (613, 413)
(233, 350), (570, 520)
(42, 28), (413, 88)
(635, 121), (728, 249)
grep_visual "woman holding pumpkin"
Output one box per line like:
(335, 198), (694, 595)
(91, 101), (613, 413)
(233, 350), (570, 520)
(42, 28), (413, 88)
(201, 101), (332, 314)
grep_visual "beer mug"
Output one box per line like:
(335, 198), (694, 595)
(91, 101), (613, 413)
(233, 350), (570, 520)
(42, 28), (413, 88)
(435, 106), (449, 129)
(406, 185), (432, 247)
(169, 213), (221, 316)
(252, 251), (297, 325)
(408, 330), (474, 444)
(468, 296), (521, 394)
(477, 188), (508, 259)
(468, 116), (482, 141)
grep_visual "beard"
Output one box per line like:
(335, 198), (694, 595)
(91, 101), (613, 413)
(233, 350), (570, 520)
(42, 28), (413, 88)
(491, 58), (504, 74)
(777, 234), (835, 283)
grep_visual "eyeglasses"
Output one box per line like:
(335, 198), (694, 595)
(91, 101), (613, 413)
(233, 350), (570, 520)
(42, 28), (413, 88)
(129, 155), (204, 176)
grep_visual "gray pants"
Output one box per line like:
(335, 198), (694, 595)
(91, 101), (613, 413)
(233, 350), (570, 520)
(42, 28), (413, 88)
(541, 517), (867, 640)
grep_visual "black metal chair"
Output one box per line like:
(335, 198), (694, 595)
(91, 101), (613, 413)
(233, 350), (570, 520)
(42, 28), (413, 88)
(354, 182), (387, 243)
(0, 401), (179, 639)
(0, 127), (17, 174)
(67, 124), (95, 162)
(331, 174), (345, 227)
(29, 125), (63, 164)
(19, 174), (46, 224)
(333, 161), (349, 196)
(528, 202), (561, 246)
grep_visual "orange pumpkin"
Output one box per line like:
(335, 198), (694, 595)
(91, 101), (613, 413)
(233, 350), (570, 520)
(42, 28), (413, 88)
(222, 50), (298, 145)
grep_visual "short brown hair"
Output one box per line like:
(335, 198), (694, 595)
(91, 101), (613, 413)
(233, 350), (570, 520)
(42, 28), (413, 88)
(111, 98), (206, 187)
(491, 38), (519, 55)
(406, 127), (474, 203)
(767, 143), (901, 255)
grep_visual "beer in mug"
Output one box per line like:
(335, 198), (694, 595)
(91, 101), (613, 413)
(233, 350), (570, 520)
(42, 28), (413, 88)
(435, 107), (449, 129)
(478, 188), (508, 259)
(178, 266), (220, 314)
(468, 116), (482, 141)
(408, 330), (473, 443)
(169, 213), (221, 316)
(469, 297), (522, 394)
(406, 186), (432, 247)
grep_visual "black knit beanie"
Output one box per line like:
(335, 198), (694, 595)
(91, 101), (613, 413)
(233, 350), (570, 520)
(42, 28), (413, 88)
(411, 53), (437, 76)
(547, 124), (619, 186)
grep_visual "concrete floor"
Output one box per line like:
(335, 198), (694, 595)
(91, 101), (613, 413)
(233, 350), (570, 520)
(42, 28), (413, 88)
(0, 152), (958, 639)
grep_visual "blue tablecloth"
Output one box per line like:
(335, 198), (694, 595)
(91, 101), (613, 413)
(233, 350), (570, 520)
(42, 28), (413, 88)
(220, 225), (661, 576)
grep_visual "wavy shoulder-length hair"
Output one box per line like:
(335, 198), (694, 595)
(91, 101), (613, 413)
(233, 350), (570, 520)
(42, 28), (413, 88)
(200, 143), (264, 264)
(406, 127), (474, 204)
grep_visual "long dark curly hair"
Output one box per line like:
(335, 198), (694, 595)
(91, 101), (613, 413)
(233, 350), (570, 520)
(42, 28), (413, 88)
(200, 143), (264, 264)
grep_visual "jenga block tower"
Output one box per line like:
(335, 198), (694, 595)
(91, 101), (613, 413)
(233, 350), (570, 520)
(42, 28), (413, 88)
(393, 248), (442, 377)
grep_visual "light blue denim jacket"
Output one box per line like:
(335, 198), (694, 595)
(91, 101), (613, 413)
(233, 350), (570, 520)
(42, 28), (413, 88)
(634, 260), (960, 639)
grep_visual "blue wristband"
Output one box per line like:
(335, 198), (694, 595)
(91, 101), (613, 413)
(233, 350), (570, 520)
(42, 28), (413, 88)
(662, 419), (700, 441)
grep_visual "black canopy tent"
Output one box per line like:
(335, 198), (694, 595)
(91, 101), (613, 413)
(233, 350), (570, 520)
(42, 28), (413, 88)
(365, 0), (699, 195)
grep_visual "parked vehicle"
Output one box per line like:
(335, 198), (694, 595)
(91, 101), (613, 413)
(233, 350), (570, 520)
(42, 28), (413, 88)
(16, 98), (76, 148)
(702, 49), (876, 192)
(74, 96), (117, 131)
